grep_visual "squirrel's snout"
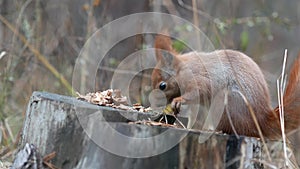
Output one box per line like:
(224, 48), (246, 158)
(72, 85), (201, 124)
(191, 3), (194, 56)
(148, 89), (168, 110)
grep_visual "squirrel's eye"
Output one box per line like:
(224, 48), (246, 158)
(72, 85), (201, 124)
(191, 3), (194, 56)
(159, 81), (167, 91)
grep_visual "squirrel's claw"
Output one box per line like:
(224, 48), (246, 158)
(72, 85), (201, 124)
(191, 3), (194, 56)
(171, 97), (185, 115)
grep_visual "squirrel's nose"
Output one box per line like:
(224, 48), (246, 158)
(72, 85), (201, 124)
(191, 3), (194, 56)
(148, 89), (168, 110)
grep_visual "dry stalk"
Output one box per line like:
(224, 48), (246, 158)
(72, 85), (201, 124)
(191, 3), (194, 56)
(276, 49), (289, 168)
(0, 15), (74, 95)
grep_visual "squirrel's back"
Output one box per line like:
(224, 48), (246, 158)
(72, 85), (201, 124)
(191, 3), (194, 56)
(177, 50), (273, 137)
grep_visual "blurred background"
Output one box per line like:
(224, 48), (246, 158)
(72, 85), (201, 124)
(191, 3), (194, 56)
(0, 0), (300, 165)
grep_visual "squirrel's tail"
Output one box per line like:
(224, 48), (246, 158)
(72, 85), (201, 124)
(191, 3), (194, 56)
(267, 51), (300, 138)
(280, 51), (300, 133)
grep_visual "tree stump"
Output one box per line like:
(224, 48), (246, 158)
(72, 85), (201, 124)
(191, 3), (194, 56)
(15, 91), (291, 169)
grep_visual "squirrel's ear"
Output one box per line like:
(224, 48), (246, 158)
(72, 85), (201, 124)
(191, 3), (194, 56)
(159, 50), (175, 66)
(154, 32), (177, 65)
(156, 50), (177, 78)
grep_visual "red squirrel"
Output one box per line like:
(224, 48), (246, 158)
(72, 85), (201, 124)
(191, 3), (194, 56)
(151, 33), (300, 138)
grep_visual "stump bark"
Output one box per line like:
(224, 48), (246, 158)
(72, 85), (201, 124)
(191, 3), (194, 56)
(16, 91), (289, 169)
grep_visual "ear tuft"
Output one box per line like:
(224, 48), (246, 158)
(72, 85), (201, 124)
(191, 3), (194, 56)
(154, 32), (177, 64)
(154, 33), (173, 52)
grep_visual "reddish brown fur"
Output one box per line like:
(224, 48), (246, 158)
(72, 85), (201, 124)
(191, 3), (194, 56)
(271, 52), (300, 137)
(151, 34), (300, 138)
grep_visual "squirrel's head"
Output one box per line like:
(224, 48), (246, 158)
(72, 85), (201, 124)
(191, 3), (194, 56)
(150, 33), (181, 107)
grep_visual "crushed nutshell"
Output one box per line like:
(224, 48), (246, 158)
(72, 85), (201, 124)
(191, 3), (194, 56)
(76, 89), (153, 113)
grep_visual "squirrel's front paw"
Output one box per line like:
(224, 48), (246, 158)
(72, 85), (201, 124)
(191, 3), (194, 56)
(171, 97), (185, 115)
